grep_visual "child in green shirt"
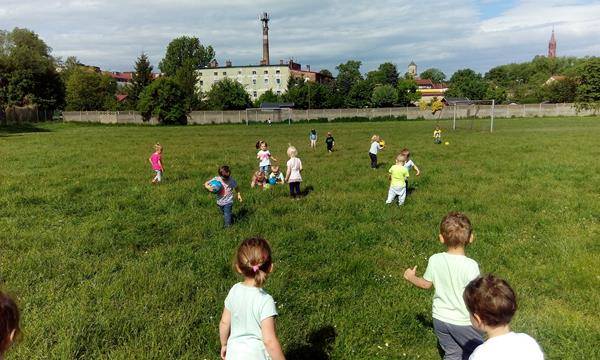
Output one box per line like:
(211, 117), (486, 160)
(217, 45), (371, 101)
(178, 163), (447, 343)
(386, 154), (410, 205)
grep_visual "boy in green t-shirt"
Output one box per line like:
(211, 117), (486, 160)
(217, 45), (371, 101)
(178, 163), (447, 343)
(404, 212), (483, 360)
(386, 154), (410, 205)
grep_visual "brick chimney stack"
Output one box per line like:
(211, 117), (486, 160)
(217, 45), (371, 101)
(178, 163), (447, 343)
(260, 12), (270, 65)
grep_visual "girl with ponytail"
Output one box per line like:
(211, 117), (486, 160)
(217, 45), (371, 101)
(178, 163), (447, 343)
(219, 237), (285, 360)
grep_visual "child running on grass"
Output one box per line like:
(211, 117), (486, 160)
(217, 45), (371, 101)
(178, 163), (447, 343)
(257, 141), (277, 174)
(434, 126), (442, 144)
(464, 274), (544, 360)
(204, 165), (243, 228)
(284, 145), (303, 198)
(149, 143), (164, 184)
(386, 154), (410, 206)
(309, 129), (317, 149)
(325, 132), (335, 153)
(400, 148), (420, 190)
(219, 237), (285, 360)
(0, 291), (20, 359)
(404, 212), (483, 360)
(369, 135), (383, 169)
(251, 171), (268, 189)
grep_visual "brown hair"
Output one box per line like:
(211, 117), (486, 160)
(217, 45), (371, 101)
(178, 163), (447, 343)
(218, 165), (231, 178)
(0, 292), (19, 355)
(440, 211), (473, 248)
(395, 154), (407, 164)
(400, 148), (410, 159)
(464, 274), (517, 327)
(235, 237), (273, 287)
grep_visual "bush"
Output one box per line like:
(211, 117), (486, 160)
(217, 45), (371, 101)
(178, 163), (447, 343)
(137, 78), (187, 124)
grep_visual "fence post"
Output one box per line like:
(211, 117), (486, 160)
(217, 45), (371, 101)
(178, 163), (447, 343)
(238, 111), (241, 123)
(539, 103), (542, 117)
(522, 105), (525, 117)
(221, 111), (224, 123)
(79, 111), (82, 122)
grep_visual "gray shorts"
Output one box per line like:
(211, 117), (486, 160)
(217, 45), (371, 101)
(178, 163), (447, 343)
(433, 318), (483, 360)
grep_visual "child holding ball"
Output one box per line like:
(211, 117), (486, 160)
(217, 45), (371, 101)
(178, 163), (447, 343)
(464, 274), (544, 360)
(148, 143), (164, 184)
(284, 145), (303, 198)
(369, 135), (384, 169)
(219, 237), (285, 360)
(204, 165), (243, 228)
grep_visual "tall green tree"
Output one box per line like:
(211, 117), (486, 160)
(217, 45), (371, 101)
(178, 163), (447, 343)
(206, 78), (251, 110)
(544, 77), (577, 103)
(335, 60), (363, 96)
(254, 89), (281, 107)
(159, 37), (213, 111)
(446, 69), (488, 100)
(346, 80), (373, 108)
(397, 78), (421, 106)
(65, 69), (117, 111)
(158, 36), (214, 76)
(419, 68), (446, 83)
(130, 52), (154, 103)
(138, 77), (187, 124)
(0, 28), (64, 112)
(371, 84), (397, 107)
(575, 58), (600, 111)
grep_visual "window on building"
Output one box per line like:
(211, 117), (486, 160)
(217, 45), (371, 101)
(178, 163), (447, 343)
(252, 70), (257, 75)
(200, 80), (204, 86)
(276, 78), (281, 84)
(253, 91), (257, 97)
(276, 90), (281, 95)
(252, 79), (256, 85)
(238, 71), (242, 74)
(276, 70), (280, 74)
(213, 72), (218, 76)
(198, 72), (202, 76)
(223, 71), (227, 75)
(264, 78), (268, 84)
(264, 70), (268, 74)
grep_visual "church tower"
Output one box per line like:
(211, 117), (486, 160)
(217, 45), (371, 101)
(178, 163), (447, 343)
(408, 61), (417, 78)
(548, 29), (556, 58)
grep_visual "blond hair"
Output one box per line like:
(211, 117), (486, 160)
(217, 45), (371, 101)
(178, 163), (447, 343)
(371, 135), (380, 142)
(287, 145), (298, 157)
(154, 143), (163, 152)
(234, 237), (273, 287)
(440, 212), (473, 248)
(396, 154), (407, 164)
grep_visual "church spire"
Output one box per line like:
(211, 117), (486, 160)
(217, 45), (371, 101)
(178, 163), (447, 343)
(548, 28), (556, 58)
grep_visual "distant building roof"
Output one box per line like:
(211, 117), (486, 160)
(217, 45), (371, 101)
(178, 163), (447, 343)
(116, 94), (128, 102)
(445, 97), (472, 105)
(259, 102), (295, 110)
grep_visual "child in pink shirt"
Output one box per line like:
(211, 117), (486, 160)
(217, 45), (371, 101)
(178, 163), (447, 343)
(149, 143), (164, 184)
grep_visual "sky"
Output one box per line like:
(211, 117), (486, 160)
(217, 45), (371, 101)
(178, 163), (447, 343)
(1, 0), (599, 78)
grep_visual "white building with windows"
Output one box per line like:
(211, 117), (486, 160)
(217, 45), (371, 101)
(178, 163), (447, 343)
(197, 60), (330, 101)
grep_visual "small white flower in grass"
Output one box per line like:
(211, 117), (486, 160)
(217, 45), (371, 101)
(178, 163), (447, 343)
(385, 342), (389, 347)
(377, 346), (383, 349)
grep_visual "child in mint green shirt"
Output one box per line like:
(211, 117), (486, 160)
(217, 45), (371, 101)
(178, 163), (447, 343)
(219, 237), (285, 360)
(404, 212), (483, 360)
(386, 154), (410, 206)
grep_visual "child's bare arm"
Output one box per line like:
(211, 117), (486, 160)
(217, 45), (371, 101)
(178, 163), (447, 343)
(413, 164), (420, 176)
(284, 167), (291, 182)
(271, 155), (278, 162)
(235, 186), (242, 202)
(404, 266), (432, 289)
(219, 309), (232, 360)
(261, 317), (286, 360)
(204, 181), (213, 191)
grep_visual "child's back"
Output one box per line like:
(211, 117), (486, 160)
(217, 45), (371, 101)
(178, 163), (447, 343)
(224, 283), (277, 358)
(425, 252), (479, 325)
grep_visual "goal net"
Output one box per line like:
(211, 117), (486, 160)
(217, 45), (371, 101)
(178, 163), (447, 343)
(448, 99), (495, 132)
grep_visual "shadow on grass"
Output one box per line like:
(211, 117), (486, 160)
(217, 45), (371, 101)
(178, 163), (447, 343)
(234, 207), (253, 224)
(299, 185), (314, 197)
(0, 124), (51, 136)
(285, 325), (337, 360)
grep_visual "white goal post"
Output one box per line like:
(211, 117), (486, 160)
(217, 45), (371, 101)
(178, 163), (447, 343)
(447, 99), (495, 133)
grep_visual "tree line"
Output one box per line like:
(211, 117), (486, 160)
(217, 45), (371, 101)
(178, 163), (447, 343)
(1, 27), (599, 124)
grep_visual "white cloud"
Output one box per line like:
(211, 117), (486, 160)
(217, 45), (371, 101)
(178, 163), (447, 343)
(1, 0), (598, 76)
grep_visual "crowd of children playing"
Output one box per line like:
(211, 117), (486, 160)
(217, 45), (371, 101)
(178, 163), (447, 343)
(139, 126), (546, 360)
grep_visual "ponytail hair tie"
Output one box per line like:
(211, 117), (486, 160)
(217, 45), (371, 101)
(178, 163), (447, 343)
(252, 265), (260, 273)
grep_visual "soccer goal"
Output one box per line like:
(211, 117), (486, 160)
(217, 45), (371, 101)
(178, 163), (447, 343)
(245, 103), (294, 125)
(447, 99), (495, 133)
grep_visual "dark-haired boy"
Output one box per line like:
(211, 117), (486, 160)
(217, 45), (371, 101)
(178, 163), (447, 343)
(404, 212), (483, 360)
(204, 165), (243, 228)
(464, 274), (544, 360)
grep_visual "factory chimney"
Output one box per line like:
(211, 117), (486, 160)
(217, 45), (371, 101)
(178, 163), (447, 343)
(260, 12), (270, 65)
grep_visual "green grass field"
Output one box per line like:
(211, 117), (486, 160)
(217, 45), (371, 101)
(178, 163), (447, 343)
(1, 117), (599, 359)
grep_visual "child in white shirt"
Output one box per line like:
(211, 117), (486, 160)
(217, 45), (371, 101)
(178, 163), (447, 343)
(464, 274), (544, 360)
